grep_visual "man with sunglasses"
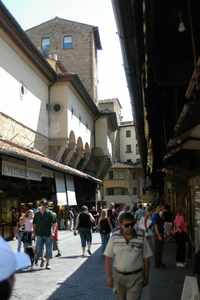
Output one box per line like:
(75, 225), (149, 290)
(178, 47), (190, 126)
(104, 212), (152, 300)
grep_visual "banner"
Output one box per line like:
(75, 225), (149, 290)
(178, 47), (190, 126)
(55, 173), (67, 206)
(65, 175), (77, 206)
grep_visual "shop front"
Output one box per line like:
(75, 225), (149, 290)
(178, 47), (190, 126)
(0, 139), (101, 239)
(0, 157), (55, 239)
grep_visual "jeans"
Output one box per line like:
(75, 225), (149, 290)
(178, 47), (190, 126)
(79, 228), (92, 248)
(100, 233), (110, 253)
(17, 231), (24, 252)
(35, 236), (53, 260)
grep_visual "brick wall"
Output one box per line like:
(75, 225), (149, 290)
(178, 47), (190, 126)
(26, 18), (97, 100)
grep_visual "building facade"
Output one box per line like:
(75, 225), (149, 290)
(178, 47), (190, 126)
(98, 102), (144, 208)
(103, 163), (143, 207)
(119, 121), (140, 164)
(26, 17), (102, 101)
(0, 2), (110, 239)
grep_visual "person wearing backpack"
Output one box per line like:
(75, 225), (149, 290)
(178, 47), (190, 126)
(74, 206), (95, 257)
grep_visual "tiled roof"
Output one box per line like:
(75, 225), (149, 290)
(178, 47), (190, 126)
(0, 139), (101, 184)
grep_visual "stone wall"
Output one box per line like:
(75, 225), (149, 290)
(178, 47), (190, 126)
(0, 113), (49, 155)
(26, 18), (97, 100)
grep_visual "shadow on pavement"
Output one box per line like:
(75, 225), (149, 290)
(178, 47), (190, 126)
(46, 241), (190, 300)
(17, 267), (46, 274)
(143, 241), (193, 300)
(59, 255), (83, 259)
(47, 248), (114, 300)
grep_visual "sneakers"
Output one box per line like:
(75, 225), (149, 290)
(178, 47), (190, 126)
(40, 259), (45, 268)
(46, 264), (51, 270)
(55, 252), (61, 257)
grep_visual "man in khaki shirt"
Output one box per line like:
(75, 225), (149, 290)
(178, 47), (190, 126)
(104, 212), (152, 300)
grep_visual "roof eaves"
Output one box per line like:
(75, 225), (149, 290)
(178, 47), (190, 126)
(93, 26), (102, 50)
(0, 139), (101, 184)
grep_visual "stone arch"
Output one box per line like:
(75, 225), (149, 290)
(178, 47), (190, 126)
(68, 130), (76, 150)
(85, 142), (90, 154)
(77, 137), (83, 151)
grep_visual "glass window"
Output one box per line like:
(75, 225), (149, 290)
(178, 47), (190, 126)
(113, 188), (128, 195)
(114, 170), (126, 180)
(41, 37), (50, 53)
(126, 144), (132, 153)
(107, 188), (114, 195)
(126, 130), (131, 138)
(108, 171), (113, 179)
(63, 36), (73, 49)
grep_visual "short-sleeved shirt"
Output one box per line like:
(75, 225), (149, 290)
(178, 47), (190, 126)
(33, 209), (56, 237)
(104, 230), (152, 273)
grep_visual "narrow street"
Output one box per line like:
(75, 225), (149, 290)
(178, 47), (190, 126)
(10, 232), (113, 300)
(10, 232), (189, 300)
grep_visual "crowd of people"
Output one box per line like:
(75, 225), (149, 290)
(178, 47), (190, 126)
(0, 199), (191, 300)
(12, 201), (191, 275)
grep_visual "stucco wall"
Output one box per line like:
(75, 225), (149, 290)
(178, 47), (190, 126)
(0, 35), (49, 138)
(119, 125), (140, 163)
(95, 117), (112, 157)
(67, 84), (94, 148)
(49, 82), (94, 149)
(104, 195), (138, 207)
(0, 113), (49, 154)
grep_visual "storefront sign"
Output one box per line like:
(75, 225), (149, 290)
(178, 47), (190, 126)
(2, 160), (41, 181)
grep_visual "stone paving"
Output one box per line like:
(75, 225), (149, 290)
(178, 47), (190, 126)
(10, 232), (191, 300)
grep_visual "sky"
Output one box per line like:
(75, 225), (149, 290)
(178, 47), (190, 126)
(2, 0), (133, 121)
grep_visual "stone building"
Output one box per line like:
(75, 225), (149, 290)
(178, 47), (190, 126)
(26, 17), (102, 101)
(98, 100), (144, 207)
(103, 162), (143, 207)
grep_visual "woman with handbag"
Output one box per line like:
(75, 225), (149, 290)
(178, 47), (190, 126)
(174, 208), (188, 267)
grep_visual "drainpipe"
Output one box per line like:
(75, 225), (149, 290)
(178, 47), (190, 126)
(94, 115), (99, 149)
(48, 82), (54, 128)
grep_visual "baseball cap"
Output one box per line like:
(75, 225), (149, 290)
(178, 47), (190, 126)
(0, 236), (31, 282)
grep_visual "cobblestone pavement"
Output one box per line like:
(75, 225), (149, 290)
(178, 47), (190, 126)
(10, 233), (189, 300)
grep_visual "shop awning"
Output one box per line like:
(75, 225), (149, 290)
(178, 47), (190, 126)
(0, 139), (102, 184)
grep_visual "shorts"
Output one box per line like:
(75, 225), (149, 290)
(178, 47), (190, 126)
(79, 228), (92, 248)
(113, 269), (144, 300)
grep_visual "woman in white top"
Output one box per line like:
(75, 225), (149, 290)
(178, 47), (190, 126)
(23, 210), (34, 248)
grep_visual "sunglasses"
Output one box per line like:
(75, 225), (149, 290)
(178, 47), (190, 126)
(123, 222), (134, 228)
